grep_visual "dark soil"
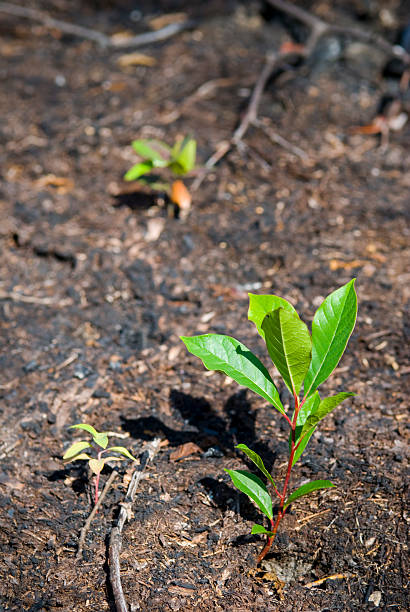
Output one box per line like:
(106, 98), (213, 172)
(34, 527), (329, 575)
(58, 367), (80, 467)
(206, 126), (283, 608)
(0, 1), (409, 610)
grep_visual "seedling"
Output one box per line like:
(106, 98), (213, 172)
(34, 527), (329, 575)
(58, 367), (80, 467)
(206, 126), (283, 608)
(181, 280), (357, 563)
(124, 136), (196, 212)
(63, 424), (137, 505)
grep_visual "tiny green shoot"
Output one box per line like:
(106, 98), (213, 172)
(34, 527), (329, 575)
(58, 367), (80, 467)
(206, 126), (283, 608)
(124, 136), (196, 211)
(181, 280), (357, 563)
(63, 424), (137, 505)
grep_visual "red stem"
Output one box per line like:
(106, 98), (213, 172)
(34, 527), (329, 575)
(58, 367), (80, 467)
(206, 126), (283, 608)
(258, 391), (302, 563)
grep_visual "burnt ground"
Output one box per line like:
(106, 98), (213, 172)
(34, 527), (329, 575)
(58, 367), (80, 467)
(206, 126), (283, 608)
(0, 1), (409, 610)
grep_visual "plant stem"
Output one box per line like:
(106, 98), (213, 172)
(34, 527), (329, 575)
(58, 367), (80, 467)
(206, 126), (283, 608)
(258, 393), (301, 564)
(94, 473), (100, 505)
(94, 450), (103, 506)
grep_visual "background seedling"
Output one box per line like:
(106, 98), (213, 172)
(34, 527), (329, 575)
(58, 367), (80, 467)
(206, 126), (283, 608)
(63, 424), (137, 505)
(181, 280), (357, 563)
(124, 136), (196, 214)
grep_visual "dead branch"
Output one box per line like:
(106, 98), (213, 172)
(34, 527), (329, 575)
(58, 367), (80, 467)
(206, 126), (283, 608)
(0, 290), (73, 307)
(76, 470), (118, 560)
(109, 439), (161, 612)
(194, 0), (409, 189)
(0, 2), (194, 48)
(266, 0), (410, 64)
(254, 118), (309, 161)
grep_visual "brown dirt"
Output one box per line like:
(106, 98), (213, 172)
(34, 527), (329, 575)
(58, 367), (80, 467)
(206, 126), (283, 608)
(0, 1), (409, 610)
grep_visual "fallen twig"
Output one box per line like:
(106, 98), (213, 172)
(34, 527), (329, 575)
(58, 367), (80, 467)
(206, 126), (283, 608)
(193, 0), (409, 189)
(0, 290), (72, 307)
(266, 0), (409, 64)
(109, 438), (161, 612)
(0, 2), (195, 48)
(76, 469), (118, 560)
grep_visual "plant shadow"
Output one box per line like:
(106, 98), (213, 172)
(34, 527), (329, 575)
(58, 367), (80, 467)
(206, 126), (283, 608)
(121, 388), (280, 523)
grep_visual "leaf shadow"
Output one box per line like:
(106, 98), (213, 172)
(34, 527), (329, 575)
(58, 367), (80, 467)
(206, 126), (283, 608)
(120, 388), (280, 525)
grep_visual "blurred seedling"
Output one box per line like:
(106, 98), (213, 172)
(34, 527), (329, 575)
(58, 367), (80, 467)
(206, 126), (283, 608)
(182, 280), (357, 564)
(124, 136), (196, 215)
(63, 424), (137, 505)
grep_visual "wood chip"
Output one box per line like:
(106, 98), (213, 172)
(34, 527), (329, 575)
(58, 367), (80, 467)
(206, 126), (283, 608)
(169, 442), (202, 461)
(117, 52), (156, 67)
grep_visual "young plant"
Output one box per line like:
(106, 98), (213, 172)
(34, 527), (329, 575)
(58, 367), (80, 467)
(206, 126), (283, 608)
(63, 424), (137, 505)
(124, 136), (196, 212)
(181, 280), (357, 563)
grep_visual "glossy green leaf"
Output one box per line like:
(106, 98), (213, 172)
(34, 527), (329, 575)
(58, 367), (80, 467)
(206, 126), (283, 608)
(301, 392), (355, 435)
(248, 294), (297, 340)
(174, 137), (196, 173)
(89, 458), (105, 475)
(289, 392), (320, 466)
(304, 280), (357, 397)
(225, 469), (273, 519)
(70, 424), (98, 437)
(131, 139), (169, 164)
(124, 161), (153, 181)
(180, 334), (285, 414)
(284, 480), (335, 510)
(294, 392), (321, 442)
(262, 308), (312, 395)
(292, 426), (316, 466)
(106, 446), (137, 461)
(251, 524), (274, 536)
(63, 440), (91, 460)
(236, 444), (276, 488)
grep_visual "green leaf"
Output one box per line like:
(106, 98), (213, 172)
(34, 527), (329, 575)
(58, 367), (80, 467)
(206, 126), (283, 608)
(64, 452), (92, 463)
(89, 458), (105, 475)
(236, 444), (277, 489)
(173, 137), (196, 173)
(93, 432), (108, 449)
(301, 392), (355, 435)
(70, 424), (99, 437)
(131, 139), (169, 164)
(106, 446), (138, 461)
(304, 280), (357, 397)
(180, 334), (284, 414)
(248, 294), (297, 340)
(63, 440), (91, 460)
(284, 480), (335, 510)
(102, 456), (124, 462)
(225, 469), (273, 520)
(262, 308), (312, 395)
(289, 392), (320, 466)
(251, 524), (274, 536)
(292, 426), (316, 466)
(294, 392), (321, 442)
(124, 161), (153, 181)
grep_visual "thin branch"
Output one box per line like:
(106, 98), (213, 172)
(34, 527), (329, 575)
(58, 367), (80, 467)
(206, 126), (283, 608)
(108, 439), (161, 612)
(253, 118), (309, 161)
(0, 2), (109, 46)
(233, 52), (279, 143)
(194, 0), (409, 189)
(111, 21), (196, 49)
(266, 0), (409, 64)
(0, 290), (72, 307)
(0, 2), (195, 48)
(76, 469), (118, 560)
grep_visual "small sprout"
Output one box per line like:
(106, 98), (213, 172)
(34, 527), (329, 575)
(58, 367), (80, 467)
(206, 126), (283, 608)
(63, 424), (137, 505)
(182, 280), (357, 563)
(124, 135), (196, 215)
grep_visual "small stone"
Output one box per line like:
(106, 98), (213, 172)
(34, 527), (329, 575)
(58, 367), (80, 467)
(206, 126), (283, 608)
(368, 591), (382, 607)
(23, 360), (38, 373)
(73, 364), (93, 379)
(92, 388), (110, 399)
